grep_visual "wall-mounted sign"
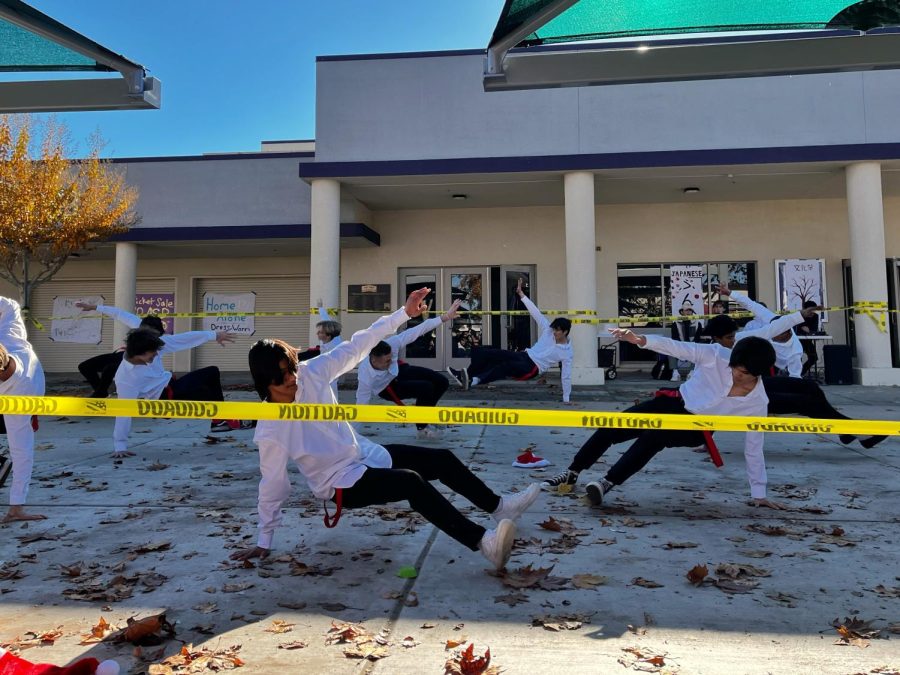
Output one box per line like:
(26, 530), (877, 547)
(201, 292), (256, 335)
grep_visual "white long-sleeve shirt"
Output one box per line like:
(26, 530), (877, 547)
(355, 315), (444, 404)
(253, 307), (410, 548)
(0, 297), (45, 505)
(729, 292), (803, 377)
(641, 334), (770, 499)
(318, 306), (344, 354)
(112, 330), (218, 452)
(521, 296), (573, 402)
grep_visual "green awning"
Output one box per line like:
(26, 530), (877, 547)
(490, 0), (900, 47)
(0, 18), (107, 71)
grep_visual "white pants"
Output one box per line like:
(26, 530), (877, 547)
(2, 414), (34, 505)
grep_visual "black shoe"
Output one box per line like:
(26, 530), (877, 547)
(240, 420), (257, 430)
(90, 390), (109, 399)
(0, 455), (11, 489)
(540, 469), (579, 492)
(860, 435), (886, 449)
(839, 434), (857, 446)
(585, 478), (614, 506)
(461, 367), (470, 391)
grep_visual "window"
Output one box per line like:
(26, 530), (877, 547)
(617, 261), (756, 361)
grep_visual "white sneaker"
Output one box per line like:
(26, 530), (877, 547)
(445, 367), (463, 387)
(493, 483), (541, 523)
(416, 426), (444, 440)
(479, 519), (516, 570)
(670, 370), (682, 382)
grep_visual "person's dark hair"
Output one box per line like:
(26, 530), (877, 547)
(550, 317), (571, 335)
(757, 300), (768, 309)
(705, 314), (738, 338)
(125, 328), (165, 359)
(249, 339), (298, 401)
(729, 336), (776, 377)
(370, 341), (392, 358)
(802, 300), (818, 310)
(316, 320), (342, 339)
(139, 315), (165, 334)
(0, 343), (9, 372)
(712, 300), (728, 312)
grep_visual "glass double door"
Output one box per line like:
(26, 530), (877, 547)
(399, 265), (535, 370)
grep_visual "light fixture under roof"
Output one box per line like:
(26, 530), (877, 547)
(451, 193), (468, 200)
(682, 187), (701, 194)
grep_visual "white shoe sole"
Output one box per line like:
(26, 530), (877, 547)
(492, 519), (516, 569)
(512, 459), (551, 468)
(445, 368), (462, 387)
(585, 482), (607, 506)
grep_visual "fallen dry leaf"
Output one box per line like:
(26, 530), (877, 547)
(264, 620), (295, 634)
(663, 541), (698, 549)
(832, 617), (881, 648)
(715, 563), (770, 579)
(147, 643), (244, 673)
(80, 616), (116, 644)
(444, 643), (499, 675)
(278, 640), (307, 650)
(686, 564), (708, 586)
(495, 563), (555, 589)
(714, 578), (760, 594)
(870, 585), (900, 598)
(618, 646), (669, 672)
(630, 577), (663, 589)
(572, 573), (607, 589)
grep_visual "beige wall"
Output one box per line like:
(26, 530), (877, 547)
(5, 193), (900, 373)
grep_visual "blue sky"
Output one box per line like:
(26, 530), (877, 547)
(17, 1), (505, 158)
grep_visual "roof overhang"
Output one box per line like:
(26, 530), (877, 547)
(485, 27), (900, 91)
(0, 0), (160, 112)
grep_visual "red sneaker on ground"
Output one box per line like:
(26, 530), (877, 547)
(512, 449), (551, 468)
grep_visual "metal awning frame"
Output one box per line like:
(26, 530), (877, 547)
(0, 0), (160, 111)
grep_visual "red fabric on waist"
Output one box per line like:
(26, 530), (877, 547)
(653, 388), (724, 468)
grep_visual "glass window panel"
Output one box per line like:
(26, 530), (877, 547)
(403, 274), (437, 359)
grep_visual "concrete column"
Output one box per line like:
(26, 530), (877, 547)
(309, 179), (341, 344)
(564, 171), (603, 385)
(113, 242), (137, 347)
(846, 162), (900, 384)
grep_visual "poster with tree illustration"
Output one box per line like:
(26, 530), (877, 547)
(776, 258), (828, 322)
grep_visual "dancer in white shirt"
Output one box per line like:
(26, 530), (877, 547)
(296, 302), (345, 397)
(357, 299), (461, 439)
(542, 327), (789, 509)
(231, 289), (540, 570)
(0, 296), (46, 522)
(719, 284), (803, 377)
(448, 279), (573, 403)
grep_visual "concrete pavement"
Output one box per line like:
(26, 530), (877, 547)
(0, 376), (898, 674)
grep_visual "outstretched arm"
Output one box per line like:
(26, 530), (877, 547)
(159, 330), (230, 354)
(718, 284), (776, 322)
(0, 296), (29, 348)
(78, 302), (143, 329)
(390, 299), (461, 350)
(306, 288), (432, 384)
(611, 327), (716, 367)
(518, 289), (551, 332)
(230, 438), (291, 560)
(560, 355), (573, 403)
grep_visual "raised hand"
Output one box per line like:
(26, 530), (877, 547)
(800, 305), (825, 320)
(404, 288), (431, 318)
(216, 332), (236, 346)
(76, 301), (98, 311)
(442, 299), (462, 322)
(608, 327), (645, 346)
(716, 282), (731, 297)
(516, 277), (526, 298)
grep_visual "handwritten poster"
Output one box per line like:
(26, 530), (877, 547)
(135, 293), (175, 334)
(201, 292), (256, 335)
(669, 265), (705, 316)
(50, 295), (103, 344)
(776, 258), (827, 322)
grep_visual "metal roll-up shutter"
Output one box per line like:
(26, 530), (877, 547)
(192, 276), (310, 372)
(28, 278), (175, 373)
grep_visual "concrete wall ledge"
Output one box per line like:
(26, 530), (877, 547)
(855, 367), (900, 386)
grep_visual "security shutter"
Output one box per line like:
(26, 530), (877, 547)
(192, 276), (310, 371)
(30, 278), (175, 373)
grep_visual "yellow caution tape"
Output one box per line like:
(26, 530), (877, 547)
(0, 396), (897, 436)
(37, 302), (899, 329)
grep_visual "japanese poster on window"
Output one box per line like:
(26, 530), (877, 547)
(201, 292), (256, 335)
(135, 293), (175, 334)
(50, 295), (103, 344)
(669, 265), (705, 317)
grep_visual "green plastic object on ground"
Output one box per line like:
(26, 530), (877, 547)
(396, 565), (418, 579)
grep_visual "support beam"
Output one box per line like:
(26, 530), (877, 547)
(845, 162), (900, 385)
(113, 242), (137, 348)
(309, 179), (341, 345)
(564, 171), (603, 385)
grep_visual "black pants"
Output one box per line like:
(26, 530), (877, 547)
(78, 351), (124, 396)
(338, 445), (501, 550)
(168, 366), (225, 403)
(468, 347), (538, 384)
(378, 364), (449, 429)
(569, 395), (705, 486)
(800, 341), (819, 376)
(763, 376), (848, 420)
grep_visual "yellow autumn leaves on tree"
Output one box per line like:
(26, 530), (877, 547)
(0, 115), (139, 303)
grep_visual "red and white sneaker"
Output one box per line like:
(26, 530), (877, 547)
(512, 449), (551, 468)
